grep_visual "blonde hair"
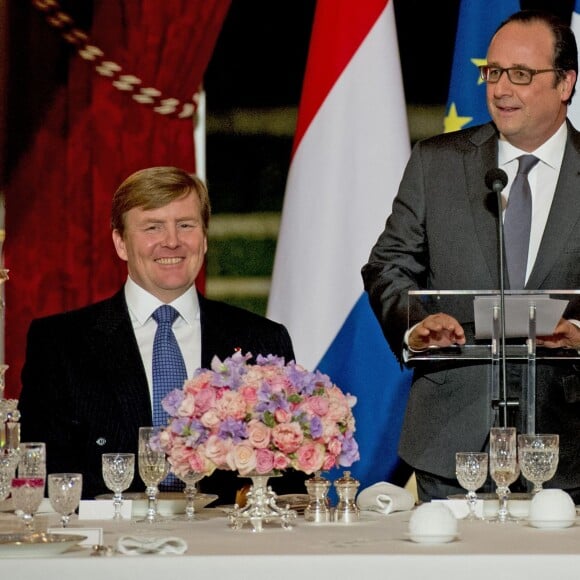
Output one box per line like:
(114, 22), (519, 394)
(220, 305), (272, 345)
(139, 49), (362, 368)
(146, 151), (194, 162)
(111, 166), (211, 236)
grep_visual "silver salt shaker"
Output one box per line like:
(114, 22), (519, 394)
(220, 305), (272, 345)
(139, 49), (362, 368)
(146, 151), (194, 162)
(304, 472), (332, 523)
(334, 471), (360, 523)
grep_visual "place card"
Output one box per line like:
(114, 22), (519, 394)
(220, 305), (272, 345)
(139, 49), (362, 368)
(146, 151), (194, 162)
(78, 499), (133, 520)
(47, 526), (102, 546)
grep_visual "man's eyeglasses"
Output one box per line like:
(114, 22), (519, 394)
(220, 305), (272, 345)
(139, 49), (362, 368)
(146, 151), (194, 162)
(478, 65), (562, 86)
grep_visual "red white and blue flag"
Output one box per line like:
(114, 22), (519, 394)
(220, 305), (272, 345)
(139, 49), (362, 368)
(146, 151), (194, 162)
(267, 0), (412, 489)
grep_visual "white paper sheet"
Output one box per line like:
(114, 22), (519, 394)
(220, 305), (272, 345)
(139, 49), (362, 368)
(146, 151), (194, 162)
(474, 295), (568, 339)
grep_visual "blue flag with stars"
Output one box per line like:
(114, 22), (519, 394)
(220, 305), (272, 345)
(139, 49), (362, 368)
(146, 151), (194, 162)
(445, 0), (521, 133)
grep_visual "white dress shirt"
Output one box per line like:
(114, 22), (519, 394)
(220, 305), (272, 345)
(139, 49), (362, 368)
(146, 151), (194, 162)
(498, 121), (567, 284)
(124, 277), (202, 400)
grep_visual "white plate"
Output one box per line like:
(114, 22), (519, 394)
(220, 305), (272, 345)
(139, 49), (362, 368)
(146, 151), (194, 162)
(406, 533), (458, 544)
(0, 532), (87, 557)
(528, 519), (575, 529)
(95, 492), (218, 516)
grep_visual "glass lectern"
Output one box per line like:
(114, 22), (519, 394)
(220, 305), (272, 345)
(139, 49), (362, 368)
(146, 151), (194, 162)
(404, 290), (580, 434)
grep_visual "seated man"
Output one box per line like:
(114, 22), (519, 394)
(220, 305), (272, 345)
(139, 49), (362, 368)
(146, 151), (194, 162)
(18, 166), (306, 503)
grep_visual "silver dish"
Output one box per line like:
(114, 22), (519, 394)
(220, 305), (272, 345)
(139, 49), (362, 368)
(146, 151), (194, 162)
(0, 532), (87, 557)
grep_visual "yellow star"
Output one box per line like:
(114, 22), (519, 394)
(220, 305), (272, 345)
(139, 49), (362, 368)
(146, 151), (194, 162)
(472, 58), (487, 85)
(444, 103), (472, 133)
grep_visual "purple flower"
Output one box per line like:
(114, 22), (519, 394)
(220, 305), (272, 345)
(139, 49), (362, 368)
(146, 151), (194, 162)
(256, 353), (286, 367)
(185, 419), (208, 446)
(255, 381), (290, 416)
(338, 433), (360, 466)
(218, 417), (248, 443)
(285, 363), (319, 396)
(210, 351), (251, 390)
(162, 388), (185, 417)
(170, 417), (190, 435)
(309, 416), (323, 438)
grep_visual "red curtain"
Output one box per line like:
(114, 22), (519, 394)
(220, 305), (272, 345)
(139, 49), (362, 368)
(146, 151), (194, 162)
(4, 0), (231, 397)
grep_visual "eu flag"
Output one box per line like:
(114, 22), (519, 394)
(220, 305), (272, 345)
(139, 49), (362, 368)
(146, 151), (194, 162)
(445, 0), (521, 133)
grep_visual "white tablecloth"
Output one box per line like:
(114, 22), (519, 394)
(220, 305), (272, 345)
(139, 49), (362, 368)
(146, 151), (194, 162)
(1, 508), (579, 580)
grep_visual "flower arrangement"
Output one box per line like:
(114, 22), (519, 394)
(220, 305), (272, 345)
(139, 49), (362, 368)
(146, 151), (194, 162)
(158, 351), (359, 478)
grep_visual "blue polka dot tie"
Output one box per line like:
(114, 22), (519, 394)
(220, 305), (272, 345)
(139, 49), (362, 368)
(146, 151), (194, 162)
(152, 305), (187, 490)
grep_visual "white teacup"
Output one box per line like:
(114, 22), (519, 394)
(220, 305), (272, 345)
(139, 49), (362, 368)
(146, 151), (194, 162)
(528, 489), (576, 529)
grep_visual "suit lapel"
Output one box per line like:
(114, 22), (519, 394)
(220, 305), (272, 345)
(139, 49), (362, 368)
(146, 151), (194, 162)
(464, 124), (502, 287)
(89, 290), (152, 430)
(527, 125), (580, 288)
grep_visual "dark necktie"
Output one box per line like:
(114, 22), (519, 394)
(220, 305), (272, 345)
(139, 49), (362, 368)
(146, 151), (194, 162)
(152, 305), (187, 491)
(503, 155), (540, 289)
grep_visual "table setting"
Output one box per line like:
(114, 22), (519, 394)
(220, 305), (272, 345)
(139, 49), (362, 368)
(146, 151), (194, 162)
(2, 353), (580, 579)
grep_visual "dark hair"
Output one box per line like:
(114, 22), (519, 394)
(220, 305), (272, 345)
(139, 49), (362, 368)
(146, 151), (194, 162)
(496, 9), (578, 103)
(111, 166), (211, 236)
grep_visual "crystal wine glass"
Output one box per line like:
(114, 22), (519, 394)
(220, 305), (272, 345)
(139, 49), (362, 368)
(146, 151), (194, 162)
(102, 453), (135, 520)
(174, 470), (204, 521)
(455, 452), (488, 520)
(489, 427), (519, 523)
(137, 427), (168, 523)
(47, 473), (83, 527)
(518, 434), (559, 494)
(11, 477), (45, 532)
(18, 442), (46, 479)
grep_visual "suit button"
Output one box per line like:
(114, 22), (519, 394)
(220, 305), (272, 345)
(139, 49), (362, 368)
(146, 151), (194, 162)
(96, 437), (107, 446)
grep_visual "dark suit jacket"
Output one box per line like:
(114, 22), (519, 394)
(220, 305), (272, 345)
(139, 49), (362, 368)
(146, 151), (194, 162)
(18, 289), (306, 502)
(362, 121), (580, 497)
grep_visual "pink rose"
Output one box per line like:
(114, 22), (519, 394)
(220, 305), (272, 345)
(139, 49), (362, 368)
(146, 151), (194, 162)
(159, 429), (174, 451)
(255, 448), (275, 474)
(273, 452), (290, 470)
(320, 417), (341, 442)
(230, 443), (257, 475)
(327, 437), (342, 456)
(200, 409), (221, 430)
(322, 452), (337, 471)
(295, 442), (325, 474)
(247, 420), (271, 449)
(304, 395), (329, 417)
(194, 386), (216, 415)
(177, 393), (196, 417)
(272, 422), (304, 454)
(265, 374), (293, 394)
(217, 390), (247, 421)
(274, 408), (292, 424)
(238, 385), (258, 410)
(204, 434), (232, 467)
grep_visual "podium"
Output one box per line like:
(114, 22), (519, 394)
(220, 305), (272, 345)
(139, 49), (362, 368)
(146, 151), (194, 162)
(404, 290), (580, 434)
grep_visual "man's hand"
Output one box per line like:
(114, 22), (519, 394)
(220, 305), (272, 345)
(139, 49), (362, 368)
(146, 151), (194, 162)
(408, 313), (466, 351)
(537, 318), (580, 349)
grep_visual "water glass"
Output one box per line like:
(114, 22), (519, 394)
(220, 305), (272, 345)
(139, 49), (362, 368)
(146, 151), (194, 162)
(455, 452), (488, 520)
(18, 442), (46, 479)
(48, 473), (83, 527)
(174, 470), (204, 521)
(102, 453), (135, 519)
(11, 477), (45, 531)
(518, 434), (559, 494)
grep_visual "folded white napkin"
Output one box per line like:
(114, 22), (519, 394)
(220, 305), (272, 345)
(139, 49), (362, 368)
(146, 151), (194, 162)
(356, 482), (416, 515)
(116, 535), (188, 556)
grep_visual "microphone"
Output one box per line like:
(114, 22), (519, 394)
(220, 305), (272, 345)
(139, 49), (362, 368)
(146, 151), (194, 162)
(485, 168), (508, 194)
(485, 168), (509, 427)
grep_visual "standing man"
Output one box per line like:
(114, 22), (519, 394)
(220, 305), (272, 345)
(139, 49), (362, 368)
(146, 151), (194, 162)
(363, 10), (580, 502)
(19, 166), (304, 502)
